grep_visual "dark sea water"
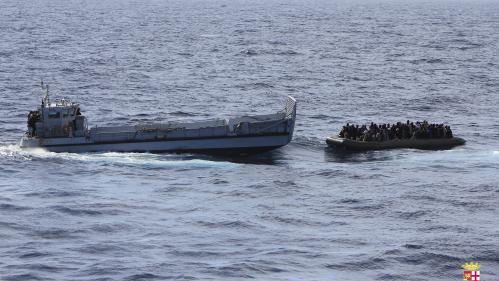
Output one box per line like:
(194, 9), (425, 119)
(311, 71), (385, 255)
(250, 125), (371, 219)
(1, 0), (499, 280)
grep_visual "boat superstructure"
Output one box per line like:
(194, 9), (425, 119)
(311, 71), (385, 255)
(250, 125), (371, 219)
(20, 84), (296, 154)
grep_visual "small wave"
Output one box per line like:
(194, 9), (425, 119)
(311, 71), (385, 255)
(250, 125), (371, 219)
(235, 82), (273, 91)
(177, 52), (193, 57)
(89, 223), (132, 233)
(2, 273), (44, 281)
(262, 248), (309, 256)
(200, 33), (221, 38)
(273, 180), (297, 187)
(409, 58), (444, 64)
(31, 228), (82, 240)
(171, 249), (221, 258)
(402, 194), (439, 202)
(403, 244), (424, 249)
(204, 261), (284, 278)
(457, 44), (482, 51)
(24, 189), (83, 198)
(0, 50), (14, 58)
(79, 265), (125, 276)
(396, 210), (429, 219)
(411, 105), (433, 111)
(234, 28), (258, 34)
(132, 113), (151, 117)
(267, 40), (287, 46)
(0, 203), (32, 211)
(349, 203), (384, 211)
(52, 206), (104, 216)
(313, 169), (347, 177)
(19, 252), (51, 259)
(49, 37), (68, 44)
(376, 273), (407, 280)
(61, 67), (75, 73)
(394, 252), (460, 266)
(210, 178), (229, 184)
(253, 82), (273, 88)
(473, 249), (499, 262)
(196, 220), (255, 229)
(273, 50), (300, 56)
(22, 264), (61, 273)
(76, 243), (128, 255)
(128, 72), (151, 80)
(260, 215), (329, 227)
(309, 114), (330, 120)
(125, 273), (163, 281)
(168, 110), (196, 117)
(241, 49), (258, 56)
(0, 221), (25, 231)
(327, 257), (387, 270)
(339, 198), (361, 204)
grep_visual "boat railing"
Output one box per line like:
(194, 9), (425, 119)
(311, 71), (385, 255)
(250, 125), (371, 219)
(283, 96), (297, 119)
(249, 96), (296, 134)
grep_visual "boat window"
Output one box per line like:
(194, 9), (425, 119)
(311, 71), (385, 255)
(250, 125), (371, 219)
(63, 109), (72, 118)
(48, 112), (60, 119)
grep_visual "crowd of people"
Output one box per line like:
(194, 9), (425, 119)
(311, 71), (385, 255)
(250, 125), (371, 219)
(339, 120), (453, 142)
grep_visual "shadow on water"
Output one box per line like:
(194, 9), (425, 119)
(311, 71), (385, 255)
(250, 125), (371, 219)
(324, 147), (396, 163)
(192, 150), (284, 165)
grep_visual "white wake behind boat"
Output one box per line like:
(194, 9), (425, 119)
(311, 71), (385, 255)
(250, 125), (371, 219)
(20, 84), (296, 155)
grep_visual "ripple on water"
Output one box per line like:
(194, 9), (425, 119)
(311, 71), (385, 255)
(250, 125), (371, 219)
(327, 257), (387, 270)
(124, 273), (168, 281)
(89, 223), (133, 234)
(31, 228), (83, 240)
(394, 252), (461, 266)
(396, 210), (430, 220)
(204, 261), (285, 278)
(51, 206), (105, 216)
(23, 189), (84, 198)
(196, 220), (256, 229)
(18, 252), (52, 259)
(75, 243), (129, 255)
(0, 203), (32, 211)
(2, 273), (46, 281)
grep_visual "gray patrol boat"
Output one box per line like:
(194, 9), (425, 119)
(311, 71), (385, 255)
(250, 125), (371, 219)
(20, 84), (296, 154)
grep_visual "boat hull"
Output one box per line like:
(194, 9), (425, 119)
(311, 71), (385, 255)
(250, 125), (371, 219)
(20, 134), (291, 155)
(326, 136), (466, 151)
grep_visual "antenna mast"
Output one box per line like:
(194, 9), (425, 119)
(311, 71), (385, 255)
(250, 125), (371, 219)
(41, 80), (50, 106)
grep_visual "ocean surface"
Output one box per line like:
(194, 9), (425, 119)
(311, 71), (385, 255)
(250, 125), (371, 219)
(1, 0), (498, 280)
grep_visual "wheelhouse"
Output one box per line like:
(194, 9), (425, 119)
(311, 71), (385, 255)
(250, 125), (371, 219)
(26, 83), (88, 138)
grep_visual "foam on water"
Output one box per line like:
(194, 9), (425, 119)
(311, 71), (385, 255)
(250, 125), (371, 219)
(0, 144), (238, 169)
(400, 148), (499, 165)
